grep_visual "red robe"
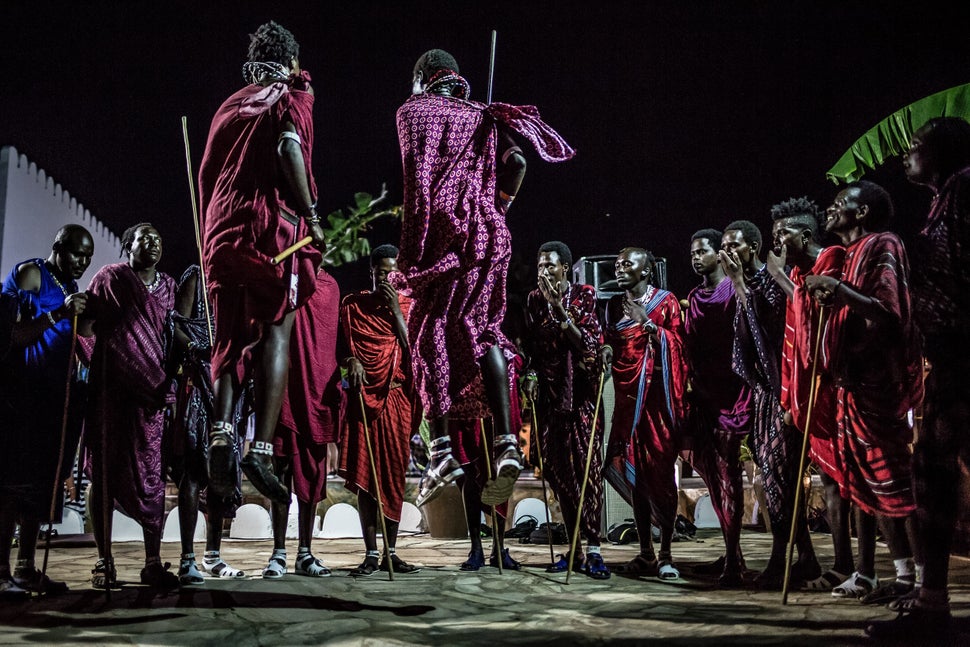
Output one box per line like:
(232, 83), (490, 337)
(605, 289), (687, 530)
(274, 270), (343, 506)
(824, 232), (923, 517)
(338, 288), (419, 522)
(780, 246), (845, 482)
(198, 72), (322, 384)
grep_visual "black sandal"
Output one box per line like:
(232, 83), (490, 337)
(91, 558), (117, 590)
(349, 556), (379, 578)
(613, 554), (658, 577)
(380, 554), (421, 574)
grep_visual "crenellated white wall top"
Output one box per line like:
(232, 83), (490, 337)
(1, 145), (124, 289)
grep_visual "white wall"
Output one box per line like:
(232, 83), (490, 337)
(0, 145), (123, 290)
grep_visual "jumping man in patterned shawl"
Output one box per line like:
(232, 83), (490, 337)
(719, 219), (822, 589)
(803, 182), (922, 601)
(522, 241), (609, 580)
(396, 49), (575, 507)
(600, 247), (687, 581)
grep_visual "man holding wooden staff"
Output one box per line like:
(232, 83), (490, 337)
(197, 21), (326, 505)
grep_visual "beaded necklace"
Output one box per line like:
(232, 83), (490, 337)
(633, 284), (656, 306)
(142, 270), (161, 293)
(45, 262), (70, 297)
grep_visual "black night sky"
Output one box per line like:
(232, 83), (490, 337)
(2, 1), (969, 298)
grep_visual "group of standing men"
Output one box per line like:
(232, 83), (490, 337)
(0, 18), (966, 642)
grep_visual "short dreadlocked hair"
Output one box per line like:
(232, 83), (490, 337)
(846, 180), (894, 232)
(770, 196), (822, 239)
(690, 228), (723, 250)
(370, 244), (399, 267)
(414, 49), (459, 80)
(619, 246), (656, 276)
(538, 240), (573, 270)
(915, 117), (970, 182)
(247, 21), (299, 66)
(723, 219), (762, 250)
(120, 222), (156, 255)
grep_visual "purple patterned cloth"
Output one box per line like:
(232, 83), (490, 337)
(396, 92), (574, 418)
(83, 263), (175, 535)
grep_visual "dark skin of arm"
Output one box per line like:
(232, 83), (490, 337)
(496, 130), (526, 207)
(171, 272), (209, 360)
(278, 119), (327, 249)
(10, 263), (89, 346)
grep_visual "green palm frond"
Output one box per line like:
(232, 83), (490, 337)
(826, 83), (970, 184)
(320, 184), (402, 267)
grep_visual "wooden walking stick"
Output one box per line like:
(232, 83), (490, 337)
(181, 116), (214, 347)
(98, 341), (113, 599)
(529, 396), (557, 566)
(271, 236), (314, 266)
(480, 419), (503, 575)
(40, 313), (78, 590)
(565, 369), (606, 585)
(781, 307), (828, 604)
(358, 392), (394, 581)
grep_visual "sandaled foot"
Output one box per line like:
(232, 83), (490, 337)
(207, 423), (236, 499)
(860, 578), (915, 605)
(91, 558), (118, 590)
(262, 554), (286, 579)
(202, 559), (245, 579)
(415, 453), (464, 507)
(380, 554), (421, 574)
(0, 577), (29, 601)
(177, 560), (204, 585)
(583, 552), (611, 580)
(241, 452), (290, 505)
(13, 565), (69, 595)
(546, 552), (583, 573)
(832, 571), (878, 599)
(801, 569), (848, 592)
(349, 556), (379, 577)
(887, 587), (921, 612)
(481, 442), (523, 506)
(295, 553), (331, 578)
(489, 548), (522, 571)
(864, 605), (952, 641)
(141, 562), (179, 588)
(460, 550), (486, 572)
(614, 554), (659, 577)
(658, 560), (680, 580)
